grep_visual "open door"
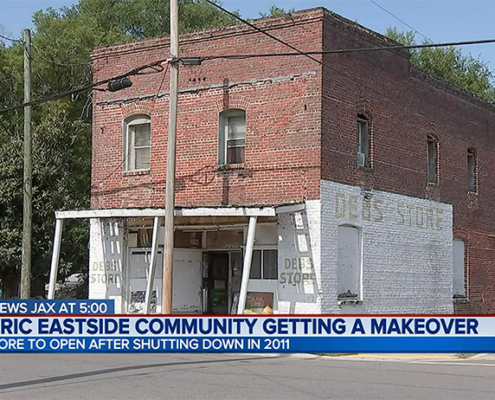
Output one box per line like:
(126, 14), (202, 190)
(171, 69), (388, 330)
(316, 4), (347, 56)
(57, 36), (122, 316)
(206, 252), (230, 314)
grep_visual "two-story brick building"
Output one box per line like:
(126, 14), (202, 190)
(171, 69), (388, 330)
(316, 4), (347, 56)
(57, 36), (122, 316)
(49, 8), (495, 315)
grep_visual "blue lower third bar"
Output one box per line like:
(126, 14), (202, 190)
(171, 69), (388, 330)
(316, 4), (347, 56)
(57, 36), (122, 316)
(0, 300), (114, 315)
(0, 336), (493, 353)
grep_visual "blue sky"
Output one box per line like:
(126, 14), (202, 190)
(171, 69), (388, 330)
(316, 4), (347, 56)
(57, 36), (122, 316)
(2, 0), (495, 69)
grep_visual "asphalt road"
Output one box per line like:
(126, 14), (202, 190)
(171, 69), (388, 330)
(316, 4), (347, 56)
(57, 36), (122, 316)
(1, 353), (495, 400)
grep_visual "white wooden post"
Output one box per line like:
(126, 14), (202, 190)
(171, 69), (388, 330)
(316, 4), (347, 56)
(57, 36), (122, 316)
(48, 218), (64, 299)
(145, 217), (160, 313)
(237, 216), (257, 314)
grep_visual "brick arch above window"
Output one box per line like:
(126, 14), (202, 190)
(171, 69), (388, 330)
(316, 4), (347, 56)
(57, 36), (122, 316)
(121, 102), (154, 120)
(355, 99), (374, 119)
(214, 94), (250, 113)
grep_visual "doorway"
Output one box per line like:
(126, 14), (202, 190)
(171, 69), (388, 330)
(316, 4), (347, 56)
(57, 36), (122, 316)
(205, 252), (230, 314)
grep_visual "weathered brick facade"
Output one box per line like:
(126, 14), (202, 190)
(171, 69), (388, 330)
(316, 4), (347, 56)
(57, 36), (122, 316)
(91, 9), (323, 209)
(319, 12), (495, 314)
(91, 8), (495, 313)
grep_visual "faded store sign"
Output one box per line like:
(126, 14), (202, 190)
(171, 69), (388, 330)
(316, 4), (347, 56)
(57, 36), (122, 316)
(91, 261), (122, 284)
(335, 192), (444, 230)
(279, 257), (316, 285)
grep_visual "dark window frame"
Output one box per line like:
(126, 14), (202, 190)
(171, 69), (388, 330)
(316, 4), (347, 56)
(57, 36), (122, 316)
(218, 109), (246, 166)
(357, 114), (371, 168)
(467, 148), (477, 193)
(249, 249), (278, 280)
(427, 135), (438, 184)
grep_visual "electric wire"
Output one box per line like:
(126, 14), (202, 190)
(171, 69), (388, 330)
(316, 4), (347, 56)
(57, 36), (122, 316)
(0, 59), (169, 115)
(204, 0), (323, 66)
(203, 37), (495, 60)
(2, 37), (495, 115)
(0, 33), (24, 44)
(368, 0), (433, 43)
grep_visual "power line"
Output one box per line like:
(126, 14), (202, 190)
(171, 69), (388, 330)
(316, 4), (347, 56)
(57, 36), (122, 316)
(203, 0), (323, 66)
(203, 37), (495, 60)
(368, 0), (432, 43)
(0, 60), (168, 115)
(2, 36), (494, 115)
(0, 33), (24, 44)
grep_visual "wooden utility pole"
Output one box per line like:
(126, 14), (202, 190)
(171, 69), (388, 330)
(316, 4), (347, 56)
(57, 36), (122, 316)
(20, 28), (32, 299)
(162, 0), (179, 314)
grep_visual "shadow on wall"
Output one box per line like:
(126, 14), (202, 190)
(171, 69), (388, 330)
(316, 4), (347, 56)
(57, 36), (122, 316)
(278, 208), (319, 313)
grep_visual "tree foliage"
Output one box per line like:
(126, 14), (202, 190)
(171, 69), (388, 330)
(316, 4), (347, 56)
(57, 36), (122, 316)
(386, 27), (495, 102)
(0, 0), (237, 297)
(259, 6), (295, 18)
(3, 3), (494, 298)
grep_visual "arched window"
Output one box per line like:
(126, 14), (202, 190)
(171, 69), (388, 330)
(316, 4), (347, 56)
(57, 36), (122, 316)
(124, 115), (151, 171)
(218, 109), (246, 165)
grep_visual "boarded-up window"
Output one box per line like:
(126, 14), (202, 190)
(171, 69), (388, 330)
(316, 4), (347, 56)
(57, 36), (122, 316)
(427, 136), (438, 183)
(337, 225), (361, 300)
(467, 149), (476, 192)
(453, 239), (466, 298)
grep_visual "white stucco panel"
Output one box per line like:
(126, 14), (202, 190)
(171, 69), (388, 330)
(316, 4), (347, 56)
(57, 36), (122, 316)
(277, 200), (322, 314)
(89, 218), (124, 313)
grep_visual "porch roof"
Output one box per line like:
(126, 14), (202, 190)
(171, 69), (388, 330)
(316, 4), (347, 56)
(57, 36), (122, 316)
(54, 204), (305, 220)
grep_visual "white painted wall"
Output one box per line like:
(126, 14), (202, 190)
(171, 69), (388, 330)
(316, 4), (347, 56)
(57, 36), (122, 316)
(89, 218), (125, 313)
(89, 219), (203, 314)
(321, 180), (454, 314)
(88, 183), (453, 316)
(277, 200), (322, 314)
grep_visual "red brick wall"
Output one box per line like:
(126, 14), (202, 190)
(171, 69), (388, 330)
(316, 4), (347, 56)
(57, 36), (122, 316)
(92, 7), (495, 313)
(321, 11), (495, 314)
(91, 10), (324, 209)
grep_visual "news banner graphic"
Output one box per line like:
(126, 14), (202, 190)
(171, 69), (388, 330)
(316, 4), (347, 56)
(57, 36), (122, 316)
(0, 300), (494, 353)
(0, 299), (114, 315)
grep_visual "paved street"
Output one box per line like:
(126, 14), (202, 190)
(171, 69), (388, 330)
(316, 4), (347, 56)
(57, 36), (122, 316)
(1, 353), (495, 399)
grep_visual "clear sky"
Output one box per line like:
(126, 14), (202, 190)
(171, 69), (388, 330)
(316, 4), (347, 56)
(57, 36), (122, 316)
(2, 0), (495, 70)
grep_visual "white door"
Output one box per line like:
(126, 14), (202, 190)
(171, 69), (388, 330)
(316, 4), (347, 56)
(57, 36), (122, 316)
(173, 249), (203, 314)
(126, 249), (202, 314)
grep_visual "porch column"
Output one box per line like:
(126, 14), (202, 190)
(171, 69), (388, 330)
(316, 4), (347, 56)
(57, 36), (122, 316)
(47, 218), (64, 299)
(144, 216), (160, 313)
(237, 216), (257, 314)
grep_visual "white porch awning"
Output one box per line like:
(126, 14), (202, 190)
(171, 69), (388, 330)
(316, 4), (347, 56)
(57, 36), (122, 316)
(54, 203), (305, 219)
(48, 203), (305, 307)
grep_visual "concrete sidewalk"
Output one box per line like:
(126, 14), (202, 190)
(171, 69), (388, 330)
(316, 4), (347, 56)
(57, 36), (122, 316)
(231, 352), (495, 362)
(325, 353), (461, 361)
(315, 353), (495, 362)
